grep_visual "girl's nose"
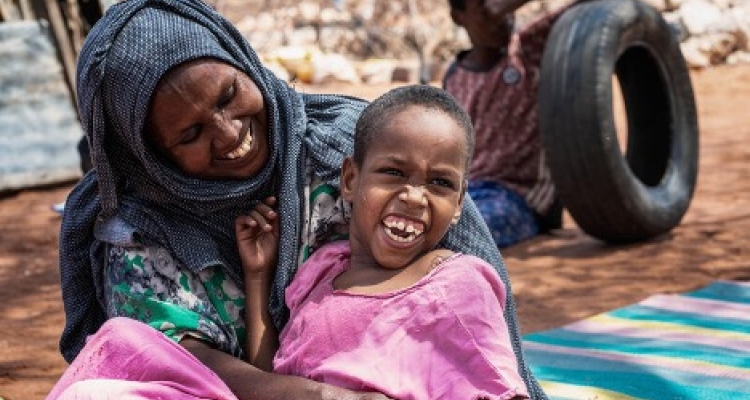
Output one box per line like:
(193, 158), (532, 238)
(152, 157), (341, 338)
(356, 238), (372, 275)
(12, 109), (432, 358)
(399, 184), (428, 207)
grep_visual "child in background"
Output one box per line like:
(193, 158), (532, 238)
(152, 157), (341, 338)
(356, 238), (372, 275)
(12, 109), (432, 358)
(443, 0), (583, 247)
(236, 84), (530, 400)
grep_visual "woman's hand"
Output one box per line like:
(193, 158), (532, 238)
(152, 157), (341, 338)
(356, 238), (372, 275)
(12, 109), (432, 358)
(235, 196), (279, 278)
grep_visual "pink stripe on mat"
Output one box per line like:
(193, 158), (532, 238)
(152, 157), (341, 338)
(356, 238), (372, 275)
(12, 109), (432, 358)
(524, 341), (750, 380)
(641, 294), (750, 322)
(564, 316), (750, 353)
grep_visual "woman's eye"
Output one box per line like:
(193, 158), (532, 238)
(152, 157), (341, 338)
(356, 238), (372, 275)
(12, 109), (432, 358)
(178, 126), (201, 145)
(218, 84), (236, 108)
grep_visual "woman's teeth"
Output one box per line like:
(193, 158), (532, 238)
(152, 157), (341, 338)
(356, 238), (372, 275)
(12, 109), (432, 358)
(224, 133), (253, 160)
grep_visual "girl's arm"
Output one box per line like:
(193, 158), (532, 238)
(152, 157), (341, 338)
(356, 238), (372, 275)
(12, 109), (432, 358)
(235, 197), (280, 371)
(181, 338), (394, 400)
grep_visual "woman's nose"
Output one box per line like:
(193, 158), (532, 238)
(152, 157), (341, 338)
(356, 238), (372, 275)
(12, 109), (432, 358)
(399, 184), (428, 207)
(212, 110), (242, 147)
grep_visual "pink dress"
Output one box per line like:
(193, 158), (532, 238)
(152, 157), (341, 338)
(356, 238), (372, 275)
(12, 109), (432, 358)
(274, 241), (529, 400)
(46, 317), (237, 400)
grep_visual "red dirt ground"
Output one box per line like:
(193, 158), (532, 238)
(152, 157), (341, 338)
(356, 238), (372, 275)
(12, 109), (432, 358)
(1, 64), (749, 400)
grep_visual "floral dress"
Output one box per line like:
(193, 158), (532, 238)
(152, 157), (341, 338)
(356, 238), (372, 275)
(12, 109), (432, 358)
(104, 166), (350, 359)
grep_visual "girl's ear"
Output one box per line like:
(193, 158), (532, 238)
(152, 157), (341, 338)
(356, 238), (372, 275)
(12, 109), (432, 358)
(451, 206), (463, 225)
(340, 157), (358, 201)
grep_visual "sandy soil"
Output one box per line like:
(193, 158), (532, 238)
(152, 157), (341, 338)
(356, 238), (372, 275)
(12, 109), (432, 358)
(1, 64), (749, 400)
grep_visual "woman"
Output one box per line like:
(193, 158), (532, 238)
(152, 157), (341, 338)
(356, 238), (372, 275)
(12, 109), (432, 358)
(55, 0), (545, 398)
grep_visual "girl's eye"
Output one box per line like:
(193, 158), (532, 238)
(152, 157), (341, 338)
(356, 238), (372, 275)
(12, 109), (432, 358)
(381, 168), (403, 177)
(431, 178), (457, 189)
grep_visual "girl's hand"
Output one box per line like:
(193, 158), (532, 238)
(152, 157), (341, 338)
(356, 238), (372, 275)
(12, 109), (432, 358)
(235, 196), (279, 278)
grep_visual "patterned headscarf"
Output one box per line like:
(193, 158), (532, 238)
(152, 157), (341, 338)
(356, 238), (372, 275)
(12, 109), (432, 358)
(59, 1), (546, 398)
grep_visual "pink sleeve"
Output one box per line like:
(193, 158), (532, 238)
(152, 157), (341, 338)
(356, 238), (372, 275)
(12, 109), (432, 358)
(431, 256), (530, 399)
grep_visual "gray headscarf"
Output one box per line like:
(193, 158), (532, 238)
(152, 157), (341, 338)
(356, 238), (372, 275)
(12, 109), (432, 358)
(59, 0), (546, 398)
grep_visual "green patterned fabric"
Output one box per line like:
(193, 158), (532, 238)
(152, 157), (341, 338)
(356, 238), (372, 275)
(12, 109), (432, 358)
(104, 179), (347, 358)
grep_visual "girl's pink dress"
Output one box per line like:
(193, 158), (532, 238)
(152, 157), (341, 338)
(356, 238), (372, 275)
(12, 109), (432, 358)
(274, 241), (529, 400)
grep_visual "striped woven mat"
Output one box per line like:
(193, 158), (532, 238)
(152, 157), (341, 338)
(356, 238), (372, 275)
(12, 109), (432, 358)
(523, 280), (750, 400)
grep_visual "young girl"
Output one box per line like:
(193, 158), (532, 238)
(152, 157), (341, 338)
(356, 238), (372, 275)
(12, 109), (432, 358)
(236, 84), (529, 400)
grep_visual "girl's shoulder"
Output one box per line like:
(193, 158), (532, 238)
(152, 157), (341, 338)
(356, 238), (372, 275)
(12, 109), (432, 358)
(424, 248), (459, 272)
(429, 252), (505, 291)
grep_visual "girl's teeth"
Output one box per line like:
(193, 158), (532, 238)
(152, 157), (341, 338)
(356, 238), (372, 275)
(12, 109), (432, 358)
(382, 219), (424, 243)
(385, 227), (417, 243)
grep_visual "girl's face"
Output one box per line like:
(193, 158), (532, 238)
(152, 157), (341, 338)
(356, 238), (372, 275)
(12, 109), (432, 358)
(147, 59), (269, 180)
(341, 105), (468, 271)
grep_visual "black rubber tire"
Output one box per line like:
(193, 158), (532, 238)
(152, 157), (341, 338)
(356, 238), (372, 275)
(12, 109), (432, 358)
(538, 0), (699, 243)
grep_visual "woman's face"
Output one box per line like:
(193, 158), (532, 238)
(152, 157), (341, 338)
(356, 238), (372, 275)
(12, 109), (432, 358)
(147, 59), (269, 180)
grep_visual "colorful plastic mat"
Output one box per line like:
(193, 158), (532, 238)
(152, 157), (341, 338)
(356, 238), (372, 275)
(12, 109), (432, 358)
(524, 280), (750, 400)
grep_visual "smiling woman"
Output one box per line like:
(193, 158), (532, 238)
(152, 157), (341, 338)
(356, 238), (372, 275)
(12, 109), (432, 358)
(146, 58), (269, 179)
(50, 0), (547, 398)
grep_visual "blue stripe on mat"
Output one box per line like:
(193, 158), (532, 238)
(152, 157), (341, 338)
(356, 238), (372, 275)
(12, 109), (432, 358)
(684, 280), (750, 304)
(609, 305), (750, 333)
(525, 348), (750, 399)
(525, 329), (750, 369)
(526, 350), (748, 400)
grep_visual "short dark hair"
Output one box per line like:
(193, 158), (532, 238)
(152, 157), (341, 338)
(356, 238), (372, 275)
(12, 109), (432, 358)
(448, 0), (464, 10)
(353, 84), (475, 175)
